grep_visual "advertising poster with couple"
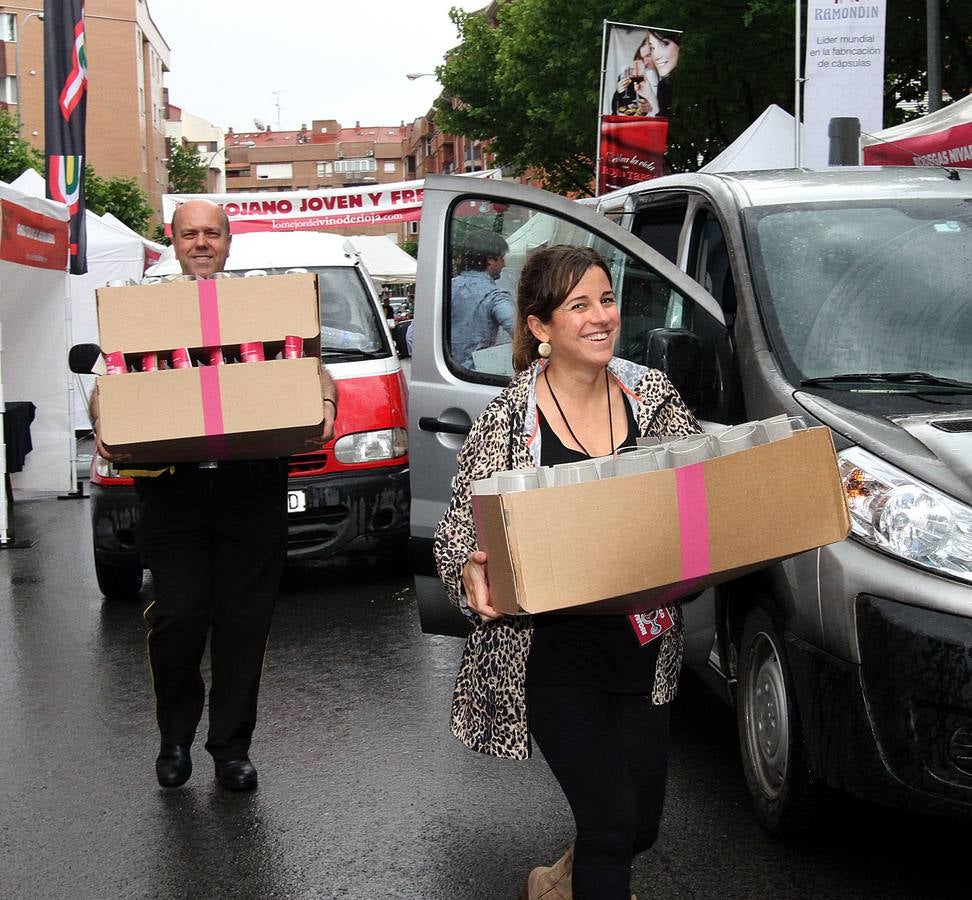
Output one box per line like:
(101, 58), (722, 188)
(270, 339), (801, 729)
(597, 21), (681, 195)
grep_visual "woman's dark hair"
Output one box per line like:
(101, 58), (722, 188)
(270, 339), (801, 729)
(512, 245), (612, 372)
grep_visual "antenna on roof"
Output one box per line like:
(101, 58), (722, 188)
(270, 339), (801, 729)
(272, 90), (286, 129)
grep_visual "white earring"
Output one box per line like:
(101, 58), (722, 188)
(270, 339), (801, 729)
(537, 341), (552, 359)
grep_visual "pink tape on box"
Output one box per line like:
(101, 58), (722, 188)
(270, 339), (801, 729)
(197, 279), (221, 348)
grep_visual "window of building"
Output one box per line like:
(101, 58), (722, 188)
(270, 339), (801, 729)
(408, 221), (419, 235)
(316, 161), (333, 177)
(383, 161), (396, 173)
(334, 158), (377, 174)
(256, 162), (293, 180)
(0, 75), (18, 105)
(1, 13), (17, 42)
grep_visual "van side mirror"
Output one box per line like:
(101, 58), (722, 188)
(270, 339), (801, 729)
(644, 328), (705, 412)
(69, 343), (104, 375)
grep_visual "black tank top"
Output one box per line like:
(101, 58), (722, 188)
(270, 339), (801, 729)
(528, 394), (660, 693)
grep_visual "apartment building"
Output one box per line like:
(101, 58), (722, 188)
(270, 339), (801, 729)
(165, 102), (224, 192)
(0, 0), (169, 222)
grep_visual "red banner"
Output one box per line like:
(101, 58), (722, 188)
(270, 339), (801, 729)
(863, 120), (972, 168)
(598, 116), (668, 193)
(598, 22), (681, 194)
(0, 199), (70, 270)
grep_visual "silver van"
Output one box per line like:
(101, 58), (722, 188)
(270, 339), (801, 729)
(409, 167), (972, 832)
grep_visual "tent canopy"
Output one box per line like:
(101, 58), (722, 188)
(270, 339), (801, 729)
(700, 105), (801, 173)
(862, 95), (972, 168)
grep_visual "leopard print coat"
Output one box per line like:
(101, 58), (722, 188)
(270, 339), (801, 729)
(434, 358), (702, 760)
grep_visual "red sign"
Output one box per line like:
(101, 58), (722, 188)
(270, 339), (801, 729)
(598, 116), (668, 193)
(0, 199), (70, 270)
(863, 120), (972, 168)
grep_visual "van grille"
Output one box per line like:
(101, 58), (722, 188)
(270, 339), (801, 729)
(931, 420), (972, 434)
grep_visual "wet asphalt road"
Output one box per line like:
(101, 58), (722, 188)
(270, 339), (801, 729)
(3, 493), (972, 899)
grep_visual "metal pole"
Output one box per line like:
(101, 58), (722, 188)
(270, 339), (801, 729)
(927, 0), (942, 113)
(794, 1), (802, 167)
(595, 19), (609, 196)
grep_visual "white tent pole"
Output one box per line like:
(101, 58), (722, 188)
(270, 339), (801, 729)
(795, 0), (803, 167)
(0, 321), (9, 543)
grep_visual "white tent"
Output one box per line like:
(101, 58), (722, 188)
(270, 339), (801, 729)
(700, 105), (802, 173)
(345, 235), (416, 284)
(0, 181), (73, 493)
(10, 169), (164, 428)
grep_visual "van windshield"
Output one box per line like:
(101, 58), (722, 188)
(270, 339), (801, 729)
(241, 266), (389, 358)
(744, 199), (972, 390)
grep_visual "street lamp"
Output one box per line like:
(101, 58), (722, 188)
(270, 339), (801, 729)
(14, 12), (44, 136)
(206, 140), (256, 167)
(405, 72), (436, 81)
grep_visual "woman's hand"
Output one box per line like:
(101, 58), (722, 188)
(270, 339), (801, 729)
(462, 550), (504, 622)
(616, 73), (631, 93)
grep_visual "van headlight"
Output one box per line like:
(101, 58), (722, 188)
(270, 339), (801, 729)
(838, 446), (972, 583)
(333, 428), (407, 464)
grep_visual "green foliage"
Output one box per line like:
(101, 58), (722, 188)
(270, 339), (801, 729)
(84, 165), (154, 236)
(151, 222), (171, 247)
(0, 110), (44, 182)
(400, 239), (418, 258)
(436, 0), (971, 191)
(167, 140), (208, 194)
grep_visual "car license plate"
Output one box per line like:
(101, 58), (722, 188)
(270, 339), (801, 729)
(287, 489), (306, 514)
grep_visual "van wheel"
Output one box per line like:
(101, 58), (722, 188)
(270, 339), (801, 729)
(737, 607), (816, 834)
(95, 558), (144, 602)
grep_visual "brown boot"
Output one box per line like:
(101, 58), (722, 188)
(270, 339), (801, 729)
(518, 844), (574, 899)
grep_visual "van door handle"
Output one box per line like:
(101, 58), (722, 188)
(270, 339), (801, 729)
(418, 417), (471, 436)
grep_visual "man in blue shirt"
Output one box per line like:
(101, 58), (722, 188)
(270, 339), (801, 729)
(449, 231), (515, 370)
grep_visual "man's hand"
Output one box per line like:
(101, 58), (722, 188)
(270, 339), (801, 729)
(462, 550), (503, 622)
(321, 397), (336, 444)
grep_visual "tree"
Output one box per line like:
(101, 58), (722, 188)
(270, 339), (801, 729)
(0, 110), (43, 182)
(167, 139), (208, 194)
(84, 165), (154, 235)
(436, 0), (971, 193)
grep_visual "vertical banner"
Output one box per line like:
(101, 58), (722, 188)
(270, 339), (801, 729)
(802, 0), (886, 168)
(597, 22), (681, 195)
(44, 0), (88, 274)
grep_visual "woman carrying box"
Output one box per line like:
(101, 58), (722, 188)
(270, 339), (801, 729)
(434, 245), (701, 899)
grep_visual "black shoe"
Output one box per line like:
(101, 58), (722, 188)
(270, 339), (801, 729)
(156, 744), (192, 788)
(214, 758), (258, 792)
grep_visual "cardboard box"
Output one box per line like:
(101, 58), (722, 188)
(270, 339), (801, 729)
(472, 426), (851, 616)
(96, 273), (321, 358)
(94, 274), (324, 462)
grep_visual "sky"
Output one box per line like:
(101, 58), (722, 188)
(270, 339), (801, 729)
(147, 0), (487, 134)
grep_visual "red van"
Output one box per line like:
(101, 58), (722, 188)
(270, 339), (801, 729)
(88, 231), (409, 599)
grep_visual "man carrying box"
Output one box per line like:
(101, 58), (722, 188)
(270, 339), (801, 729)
(92, 199), (337, 791)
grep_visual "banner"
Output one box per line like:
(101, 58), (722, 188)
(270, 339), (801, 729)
(44, 0), (88, 274)
(802, 0), (887, 167)
(598, 22), (681, 194)
(164, 179), (425, 235)
(862, 95), (972, 169)
(0, 198), (70, 270)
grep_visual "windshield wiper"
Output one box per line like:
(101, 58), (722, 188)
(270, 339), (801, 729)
(801, 371), (972, 392)
(321, 347), (385, 359)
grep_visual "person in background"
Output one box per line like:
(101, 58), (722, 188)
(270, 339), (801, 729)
(92, 199), (337, 792)
(612, 36), (659, 116)
(434, 245), (701, 899)
(646, 30), (681, 118)
(449, 230), (515, 370)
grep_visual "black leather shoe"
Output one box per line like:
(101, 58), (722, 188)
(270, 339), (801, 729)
(214, 758), (258, 792)
(156, 744), (192, 788)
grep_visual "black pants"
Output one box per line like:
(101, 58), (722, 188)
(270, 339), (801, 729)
(134, 461), (288, 760)
(526, 681), (671, 900)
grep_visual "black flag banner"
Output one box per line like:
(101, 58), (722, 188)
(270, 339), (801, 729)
(44, 0), (88, 274)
